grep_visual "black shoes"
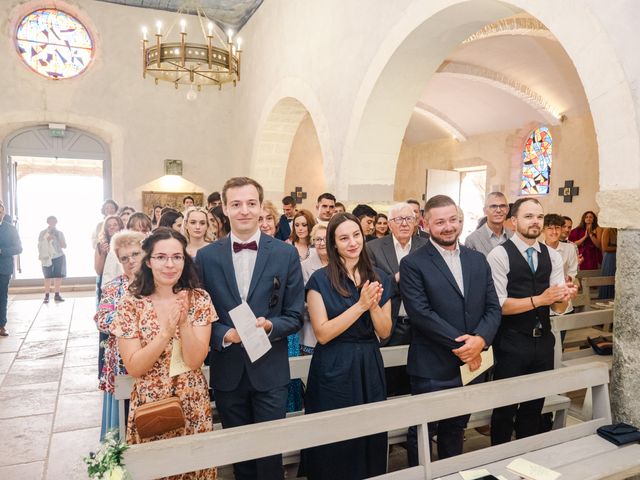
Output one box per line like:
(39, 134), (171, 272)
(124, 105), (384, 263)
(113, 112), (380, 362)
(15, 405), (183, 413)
(54, 293), (64, 302)
(43, 293), (49, 304)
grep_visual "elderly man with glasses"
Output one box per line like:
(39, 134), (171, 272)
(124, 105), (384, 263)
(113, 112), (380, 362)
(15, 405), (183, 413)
(465, 192), (513, 257)
(366, 202), (428, 397)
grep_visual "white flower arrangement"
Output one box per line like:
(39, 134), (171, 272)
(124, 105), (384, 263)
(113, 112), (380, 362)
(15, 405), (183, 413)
(84, 430), (130, 479)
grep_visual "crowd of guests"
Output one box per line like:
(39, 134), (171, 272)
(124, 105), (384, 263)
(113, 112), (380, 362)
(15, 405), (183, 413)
(68, 180), (617, 480)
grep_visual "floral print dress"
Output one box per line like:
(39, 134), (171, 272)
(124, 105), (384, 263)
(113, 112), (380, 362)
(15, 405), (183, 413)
(113, 288), (217, 480)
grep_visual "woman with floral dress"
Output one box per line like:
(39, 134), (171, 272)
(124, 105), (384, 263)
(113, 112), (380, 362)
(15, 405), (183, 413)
(94, 230), (146, 440)
(114, 227), (216, 479)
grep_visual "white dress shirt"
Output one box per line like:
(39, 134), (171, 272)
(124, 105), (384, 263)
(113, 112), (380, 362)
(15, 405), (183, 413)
(430, 238), (464, 295)
(230, 229), (261, 302)
(393, 236), (412, 316)
(487, 234), (565, 306)
(545, 241), (578, 315)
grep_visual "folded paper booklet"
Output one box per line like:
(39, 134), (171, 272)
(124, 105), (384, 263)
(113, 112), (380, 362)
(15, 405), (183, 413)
(460, 346), (494, 386)
(458, 468), (508, 480)
(506, 458), (561, 480)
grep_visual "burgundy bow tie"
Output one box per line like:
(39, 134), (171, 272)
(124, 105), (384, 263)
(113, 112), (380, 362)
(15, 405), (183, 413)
(233, 241), (258, 253)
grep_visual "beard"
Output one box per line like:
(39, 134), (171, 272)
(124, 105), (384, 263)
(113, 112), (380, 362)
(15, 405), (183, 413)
(520, 226), (540, 239)
(431, 231), (459, 247)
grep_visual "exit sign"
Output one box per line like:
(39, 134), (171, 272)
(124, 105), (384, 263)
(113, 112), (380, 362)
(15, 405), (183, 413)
(49, 129), (65, 137)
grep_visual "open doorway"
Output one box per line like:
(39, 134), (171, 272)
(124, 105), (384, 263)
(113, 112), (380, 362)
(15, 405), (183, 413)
(11, 156), (104, 280)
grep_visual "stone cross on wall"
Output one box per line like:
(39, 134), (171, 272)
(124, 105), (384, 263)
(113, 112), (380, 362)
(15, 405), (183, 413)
(291, 186), (307, 204)
(558, 180), (580, 203)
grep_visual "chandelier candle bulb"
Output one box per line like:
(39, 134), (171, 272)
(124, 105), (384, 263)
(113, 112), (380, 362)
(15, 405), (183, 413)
(208, 22), (213, 37)
(227, 29), (233, 43)
(142, 26), (148, 41)
(155, 21), (162, 35)
(180, 19), (186, 33)
(237, 38), (242, 51)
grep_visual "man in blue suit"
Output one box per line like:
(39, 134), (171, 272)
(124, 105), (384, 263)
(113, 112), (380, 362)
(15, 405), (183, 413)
(195, 177), (304, 480)
(274, 195), (296, 241)
(400, 195), (501, 463)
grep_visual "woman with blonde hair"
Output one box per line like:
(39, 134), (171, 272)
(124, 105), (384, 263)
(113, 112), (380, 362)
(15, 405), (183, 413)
(183, 207), (211, 258)
(259, 200), (279, 237)
(289, 209), (316, 261)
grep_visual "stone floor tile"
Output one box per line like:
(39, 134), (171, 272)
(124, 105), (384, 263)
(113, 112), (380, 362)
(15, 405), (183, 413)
(54, 390), (102, 432)
(64, 345), (98, 368)
(45, 426), (100, 480)
(0, 335), (25, 353)
(60, 365), (99, 395)
(68, 332), (99, 348)
(0, 351), (17, 373)
(0, 461), (44, 480)
(24, 325), (69, 343)
(0, 414), (52, 466)
(0, 382), (58, 419)
(3, 357), (64, 387)
(17, 340), (66, 361)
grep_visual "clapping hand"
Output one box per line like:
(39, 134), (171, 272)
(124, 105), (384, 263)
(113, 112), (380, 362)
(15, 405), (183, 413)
(358, 281), (383, 311)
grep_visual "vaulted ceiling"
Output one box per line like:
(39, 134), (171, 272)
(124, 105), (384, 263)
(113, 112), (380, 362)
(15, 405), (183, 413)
(404, 14), (590, 145)
(96, 0), (263, 31)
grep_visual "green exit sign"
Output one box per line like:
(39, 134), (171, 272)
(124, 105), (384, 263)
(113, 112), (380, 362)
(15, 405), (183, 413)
(49, 129), (65, 137)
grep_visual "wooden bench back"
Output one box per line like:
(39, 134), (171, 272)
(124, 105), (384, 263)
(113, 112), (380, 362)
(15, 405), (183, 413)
(573, 275), (615, 307)
(122, 363), (611, 480)
(551, 309), (613, 367)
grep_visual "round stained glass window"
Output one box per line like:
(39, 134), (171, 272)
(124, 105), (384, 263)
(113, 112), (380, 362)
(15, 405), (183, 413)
(15, 8), (94, 80)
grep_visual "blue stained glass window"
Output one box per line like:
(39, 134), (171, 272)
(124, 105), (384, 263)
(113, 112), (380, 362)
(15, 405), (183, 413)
(15, 9), (94, 80)
(521, 126), (552, 195)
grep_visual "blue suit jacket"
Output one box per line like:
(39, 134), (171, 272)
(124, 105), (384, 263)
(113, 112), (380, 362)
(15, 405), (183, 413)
(195, 233), (304, 391)
(399, 241), (501, 380)
(275, 214), (292, 241)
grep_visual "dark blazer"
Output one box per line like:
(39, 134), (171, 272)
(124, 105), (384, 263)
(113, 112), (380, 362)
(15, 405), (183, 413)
(0, 220), (22, 276)
(399, 241), (501, 380)
(195, 232), (304, 392)
(275, 214), (292, 241)
(366, 234), (427, 345)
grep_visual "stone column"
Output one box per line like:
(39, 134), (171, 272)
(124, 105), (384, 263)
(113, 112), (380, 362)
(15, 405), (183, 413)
(598, 191), (640, 426)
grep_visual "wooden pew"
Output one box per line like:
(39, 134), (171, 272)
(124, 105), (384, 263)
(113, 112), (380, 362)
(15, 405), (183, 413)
(114, 344), (569, 474)
(121, 363), (639, 480)
(572, 275), (615, 308)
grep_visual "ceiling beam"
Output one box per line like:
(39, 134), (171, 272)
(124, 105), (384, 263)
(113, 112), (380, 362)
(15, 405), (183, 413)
(462, 16), (555, 43)
(413, 102), (468, 142)
(437, 61), (563, 125)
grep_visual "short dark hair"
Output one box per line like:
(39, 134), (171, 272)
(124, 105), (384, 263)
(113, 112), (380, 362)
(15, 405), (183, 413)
(563, 216), (573, 223)
(101, 199), (119, 216)
(222, 177), (264, 205)
(317, 192), (336, 204)
(351, 204), (377, 219)
(544, 213), (564, 227)
(47, 215), (57, 223)
(129, 228), (200, 297)
(161, 207), (178, 216)
(183, 195), (195, 205)
(406, 199), (421, 208)
(207, 192), (221, 204)
(282, 196), (296, 206)
(510, 197), (541, 217)
(424, 195), (456, 215)
(335, 202), (345, 210)
(158, 211), (183, 229)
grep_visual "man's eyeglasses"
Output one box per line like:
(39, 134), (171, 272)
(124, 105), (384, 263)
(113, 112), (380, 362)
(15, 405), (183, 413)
(487, 204), (509, 212)
(389, 216), (416, 225)
(150, 254), (185, 264)
(119, 251), (142, 263)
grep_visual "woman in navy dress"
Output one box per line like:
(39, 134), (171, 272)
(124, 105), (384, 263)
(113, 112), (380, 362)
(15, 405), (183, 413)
(303, 212), (392, 479)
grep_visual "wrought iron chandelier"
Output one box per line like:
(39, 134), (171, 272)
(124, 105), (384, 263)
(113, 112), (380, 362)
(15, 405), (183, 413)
(141, 6), (242, 98)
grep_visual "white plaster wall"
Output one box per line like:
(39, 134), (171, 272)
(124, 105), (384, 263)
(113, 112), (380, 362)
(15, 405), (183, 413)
(0, 0), (236, 209)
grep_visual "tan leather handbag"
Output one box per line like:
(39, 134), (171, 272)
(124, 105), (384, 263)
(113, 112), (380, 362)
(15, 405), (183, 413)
(134, 396), (185, 439)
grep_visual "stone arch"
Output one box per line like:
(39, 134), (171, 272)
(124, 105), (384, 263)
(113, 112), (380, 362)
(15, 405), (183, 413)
(340, 0), (638, 202)
(250, 78), (335, 201)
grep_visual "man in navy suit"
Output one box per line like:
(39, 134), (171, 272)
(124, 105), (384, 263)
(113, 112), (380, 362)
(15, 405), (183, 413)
(195, 177), (304, 480)
(274, 195), (296, 241)
(400, 195), (501, 463)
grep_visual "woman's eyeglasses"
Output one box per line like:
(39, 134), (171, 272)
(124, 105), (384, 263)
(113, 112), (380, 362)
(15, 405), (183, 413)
(119, 251), (142, 263)
(150, 254), (185, 265)
(313, 238), (327, 245)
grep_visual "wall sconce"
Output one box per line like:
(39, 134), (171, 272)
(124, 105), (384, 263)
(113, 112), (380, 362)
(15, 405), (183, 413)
(164, 159), (183, 176)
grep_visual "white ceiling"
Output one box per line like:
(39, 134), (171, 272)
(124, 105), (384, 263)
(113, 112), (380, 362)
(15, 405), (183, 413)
(404, 17), (590, 145)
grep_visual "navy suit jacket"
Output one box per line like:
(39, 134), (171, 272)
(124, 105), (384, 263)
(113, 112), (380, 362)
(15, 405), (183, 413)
(275, 214), (292, 241)
(399, 241), (501, 380)
(195, 233), (304, 391)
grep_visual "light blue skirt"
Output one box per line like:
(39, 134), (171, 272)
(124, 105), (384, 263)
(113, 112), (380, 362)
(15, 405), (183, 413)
(100, 391), (120, 441)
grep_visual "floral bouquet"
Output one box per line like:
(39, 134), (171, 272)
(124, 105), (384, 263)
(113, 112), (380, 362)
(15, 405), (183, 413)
(84, 430), (130, 480)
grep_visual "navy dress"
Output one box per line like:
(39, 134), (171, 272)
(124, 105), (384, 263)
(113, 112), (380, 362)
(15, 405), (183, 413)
(303, 267), (392, 480)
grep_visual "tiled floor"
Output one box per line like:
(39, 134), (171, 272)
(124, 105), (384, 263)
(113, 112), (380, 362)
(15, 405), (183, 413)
(0, 292), (101, 480)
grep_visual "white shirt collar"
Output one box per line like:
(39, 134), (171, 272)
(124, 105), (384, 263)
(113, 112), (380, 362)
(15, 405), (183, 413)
(230, 228), (261, 250)
(512, 232), (540, 253)
(430, 238), (460, 255)
(392, 235), (412, 252)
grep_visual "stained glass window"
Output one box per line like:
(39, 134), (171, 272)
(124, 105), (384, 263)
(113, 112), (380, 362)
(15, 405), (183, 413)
(15, 9), (94, 80)
(521, 126), (552, 195)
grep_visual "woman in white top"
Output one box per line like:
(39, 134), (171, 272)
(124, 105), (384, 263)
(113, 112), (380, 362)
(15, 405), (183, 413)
(183, 207), (211, 258)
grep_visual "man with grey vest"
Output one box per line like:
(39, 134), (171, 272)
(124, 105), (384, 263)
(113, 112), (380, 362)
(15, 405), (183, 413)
(487, 197), (576, 445)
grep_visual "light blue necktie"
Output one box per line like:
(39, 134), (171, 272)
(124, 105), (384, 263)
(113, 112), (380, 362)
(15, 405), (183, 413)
(525, 247), (535, 273)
